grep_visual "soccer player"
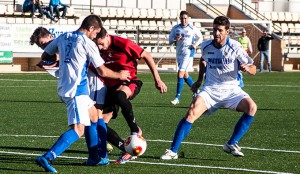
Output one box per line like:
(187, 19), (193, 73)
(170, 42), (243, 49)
(34, 15), (131, 173)
(30, 26), (59, 70)
(169, 10), (203, 105)
(92, 27), (167, 164)
(160, 16), (257, 160)
(30, 26), (116, 164)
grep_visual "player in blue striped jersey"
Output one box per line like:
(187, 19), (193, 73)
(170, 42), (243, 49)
(161, 16), (257, 160)
(35, 15), (131, 173)
(169, 11), (203, 105)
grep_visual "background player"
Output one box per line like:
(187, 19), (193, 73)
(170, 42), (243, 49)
(161, 16), (257, 160)
(169, 10), (203, 105)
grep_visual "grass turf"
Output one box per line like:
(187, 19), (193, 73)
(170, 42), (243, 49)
(0, 72), (299, 173)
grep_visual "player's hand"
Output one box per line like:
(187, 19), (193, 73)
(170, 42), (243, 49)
(155, 80), (167, 93)
(174, 35), (181, 41)
(240, 63), (249, 72)
(191, 81), (201, 93)
(119, 70), (131, 81)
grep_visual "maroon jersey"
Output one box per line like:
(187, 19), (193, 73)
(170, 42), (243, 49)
(101, 35), (143, 87)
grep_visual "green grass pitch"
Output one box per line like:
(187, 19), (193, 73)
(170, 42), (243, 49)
(0, 72), (299, 173)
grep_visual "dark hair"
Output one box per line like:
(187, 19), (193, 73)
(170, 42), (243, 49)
(213, 16), (230, 30)
(80, 14), (103, 30)
(95, 26), (108, 39)
(30, 27), (51, 46)
(179, 10), (189, 17)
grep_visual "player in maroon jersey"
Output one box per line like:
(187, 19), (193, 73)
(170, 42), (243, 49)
(91, 26), (167, 164)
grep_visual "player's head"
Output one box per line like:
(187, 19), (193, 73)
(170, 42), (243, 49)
(79, 14), (103, 40)
(94, 26), (110, 51)
(179, 11), (189, 27)
(30, 27), (54, 49)
(212, 16), (230, 47)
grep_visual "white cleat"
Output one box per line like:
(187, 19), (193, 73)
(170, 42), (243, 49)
(171, 98), (180, 105)
(223, 143), (244, 157)
(160, 149), (178, 160)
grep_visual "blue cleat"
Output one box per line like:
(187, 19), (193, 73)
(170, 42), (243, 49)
(85, 157), (109, 166)
(35, 156), (57, 173)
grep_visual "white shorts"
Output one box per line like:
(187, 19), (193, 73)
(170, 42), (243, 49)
(87, 70), (106, 105)
(60, 95), (95, 126)
(177, 54), (194, 72)
(198, 85), (250, 115)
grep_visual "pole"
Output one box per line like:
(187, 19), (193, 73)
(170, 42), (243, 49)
(90, 0), (92, 13)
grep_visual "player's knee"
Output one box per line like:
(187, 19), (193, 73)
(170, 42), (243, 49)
(114, 90), (128, 105)
(248, 102), (257, 116)
(74, 126), (85, 137)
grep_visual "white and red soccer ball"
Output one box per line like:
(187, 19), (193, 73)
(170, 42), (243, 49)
(124, 134), (147, 156)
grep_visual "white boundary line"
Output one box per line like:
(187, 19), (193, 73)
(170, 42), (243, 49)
(0, 150), (292, 174)
(1, 134), (300, 154)
(0, 79), (300, 88)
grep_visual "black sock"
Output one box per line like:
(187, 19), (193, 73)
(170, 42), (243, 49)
(106, 124), (125, 152)
(114, 91), (139, 133)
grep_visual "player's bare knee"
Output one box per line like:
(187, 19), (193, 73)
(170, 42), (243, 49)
(73, 126), (85, 137)
(248, 102), (257, 116)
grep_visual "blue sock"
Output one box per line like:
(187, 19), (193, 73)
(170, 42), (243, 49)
(170, 118), (192, 153)
(175, 77), (184, 100)
(227, 113), (254, 145)
(84, 122), (99, 160)
(44, 129), (79, 161)
(184, 76), (194, 87)
(97, 118), (107, 158)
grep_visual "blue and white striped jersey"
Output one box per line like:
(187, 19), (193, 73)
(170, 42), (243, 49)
(201, 38), (253, 87)
(44, 31), (104, 98)
(169, 23), (203, 57)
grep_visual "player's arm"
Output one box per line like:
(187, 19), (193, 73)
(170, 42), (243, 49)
(96, 65), (131, 81)
(140, 50), (167, 93)
(192, 58), (206, 93)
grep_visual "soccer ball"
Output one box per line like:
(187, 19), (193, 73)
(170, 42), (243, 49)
(124, 134), (147, 156)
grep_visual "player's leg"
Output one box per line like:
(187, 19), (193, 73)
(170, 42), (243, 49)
(115, 82), (143, 134)
(161, 95), (208, 160)
(171, 56), (184, 105)
(259, 51), (265, 72)
(266, 51), (271, 72)
(184, 72), (194, 87)
(224, 92), (257, 157)
(103, 110), (138, 164)
(85, 71), (108, 159)
(183, 57), (194, 87)
(36, 96), (95, 172)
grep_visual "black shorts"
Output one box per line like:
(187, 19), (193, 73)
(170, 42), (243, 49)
(103, 80), (143, 119)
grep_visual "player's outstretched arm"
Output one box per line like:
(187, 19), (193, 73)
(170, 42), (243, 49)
(97, 65), (131, 81)
(140, 50), (167, 93)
